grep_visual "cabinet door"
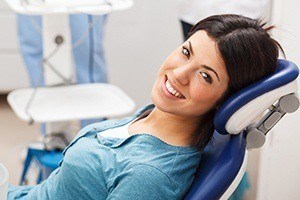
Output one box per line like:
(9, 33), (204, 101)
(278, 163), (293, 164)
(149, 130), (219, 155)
(0, 0), (10, 10)
(0, 53), (29, 92)
(0, 14), (19, 50)
(0, 0), (29, 92)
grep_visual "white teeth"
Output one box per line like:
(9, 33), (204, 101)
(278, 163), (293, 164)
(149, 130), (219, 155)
(165, 80), (184, 99)
(166, 81), (171, 89)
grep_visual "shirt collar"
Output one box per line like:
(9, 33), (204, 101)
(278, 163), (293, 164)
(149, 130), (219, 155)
(96, 104), (200, 154)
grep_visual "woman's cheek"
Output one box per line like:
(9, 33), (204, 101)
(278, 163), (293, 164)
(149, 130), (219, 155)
(195, 89), (218, 105)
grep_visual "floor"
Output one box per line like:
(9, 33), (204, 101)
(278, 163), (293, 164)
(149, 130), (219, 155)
(0, 94), (39, 185)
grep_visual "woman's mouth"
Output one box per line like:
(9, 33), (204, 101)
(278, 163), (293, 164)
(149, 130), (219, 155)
(165, 80), (185, 98)
(162, 76), (185, 99)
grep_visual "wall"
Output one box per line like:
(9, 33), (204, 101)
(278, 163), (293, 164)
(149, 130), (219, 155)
(104, 0), (182, 108)
(256, 0), (300, 199)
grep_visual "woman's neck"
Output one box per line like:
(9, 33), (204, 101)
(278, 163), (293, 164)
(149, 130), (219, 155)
(129, 107), (202, 147)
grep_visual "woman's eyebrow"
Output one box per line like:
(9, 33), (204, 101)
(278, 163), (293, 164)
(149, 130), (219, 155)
(202, 65), (220, 82)
(188, 41), (194, 55)
(188, 41), (220, 82)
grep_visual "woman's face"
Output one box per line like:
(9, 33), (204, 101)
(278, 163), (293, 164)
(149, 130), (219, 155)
(151, 30), (229, 118)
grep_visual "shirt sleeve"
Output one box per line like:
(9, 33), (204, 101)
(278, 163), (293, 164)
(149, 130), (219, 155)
(107, 164), (177, 200)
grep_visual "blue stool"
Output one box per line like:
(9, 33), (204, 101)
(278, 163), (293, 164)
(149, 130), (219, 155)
(20, 148), (63, 185)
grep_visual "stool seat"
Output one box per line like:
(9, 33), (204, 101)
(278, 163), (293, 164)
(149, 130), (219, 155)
(40, 152), (63, 169)
(20, 148), (63, 185)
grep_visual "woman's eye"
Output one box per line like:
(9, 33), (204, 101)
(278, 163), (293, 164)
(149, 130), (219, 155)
(182, 47), (190, 59)
(200, 72), (212, 84)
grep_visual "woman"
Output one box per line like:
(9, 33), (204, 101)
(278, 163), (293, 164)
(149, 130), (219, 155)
(8, 14), (283, 200)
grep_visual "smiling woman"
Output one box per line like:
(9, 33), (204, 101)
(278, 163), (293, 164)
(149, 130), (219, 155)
(7, 14), (283, 200)
(149, 14), (282, 150)
(148, 30), (230, 148)
(152, 30), (228, 117)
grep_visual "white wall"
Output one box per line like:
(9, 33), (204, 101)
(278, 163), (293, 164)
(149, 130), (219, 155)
(271, 0), (300, 65)
(104, 0), (182, 108)
(256, 0), (300, 199)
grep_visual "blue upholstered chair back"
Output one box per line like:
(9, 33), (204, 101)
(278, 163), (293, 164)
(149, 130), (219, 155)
(184, 60), (299, 200)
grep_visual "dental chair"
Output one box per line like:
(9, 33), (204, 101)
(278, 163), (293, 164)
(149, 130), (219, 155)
(17, 60), (299, 199)
(184, 59), (299, 199)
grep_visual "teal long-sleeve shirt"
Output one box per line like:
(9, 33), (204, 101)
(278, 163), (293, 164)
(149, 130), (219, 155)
(8, 105), (202, 200)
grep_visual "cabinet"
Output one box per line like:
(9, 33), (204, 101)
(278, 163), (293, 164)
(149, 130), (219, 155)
(0, 0), (29, 93)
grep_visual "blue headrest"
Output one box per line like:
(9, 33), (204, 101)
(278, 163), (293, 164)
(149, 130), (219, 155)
(214, 59), (299, 135)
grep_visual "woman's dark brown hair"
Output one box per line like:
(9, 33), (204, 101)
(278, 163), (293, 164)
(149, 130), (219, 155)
(189, 14), (284, 150)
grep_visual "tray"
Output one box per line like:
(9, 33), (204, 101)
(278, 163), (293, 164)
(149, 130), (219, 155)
(7, 83), (135, 123)
(4, 0), (134, 15)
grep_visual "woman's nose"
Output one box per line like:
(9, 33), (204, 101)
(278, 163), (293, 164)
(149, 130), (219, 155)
(173, 66), (190, 86)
